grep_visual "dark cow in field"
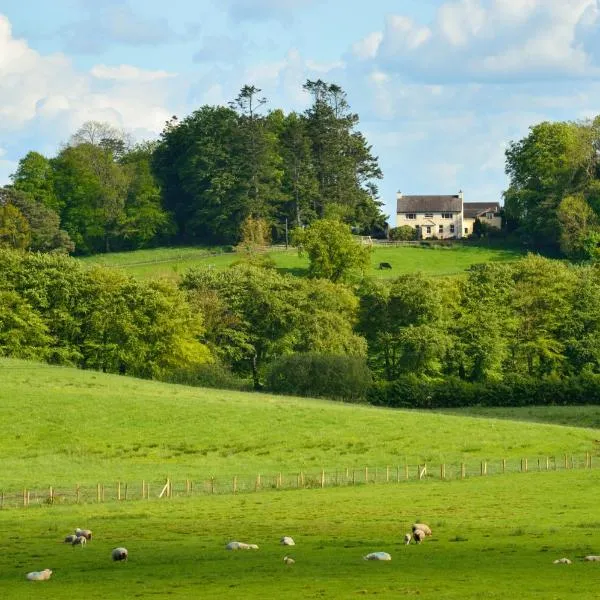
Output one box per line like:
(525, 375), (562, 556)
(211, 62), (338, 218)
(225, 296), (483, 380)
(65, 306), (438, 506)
(378, 262), (392, 270)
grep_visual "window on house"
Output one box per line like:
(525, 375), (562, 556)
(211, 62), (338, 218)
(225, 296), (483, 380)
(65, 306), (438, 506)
(424, 213), (433, 218)
(441, 212), (453, 219)
(486, 212), (494, 219)
(450, 224), (455, 233)
(426, 226), (431, 234)
(405, 213), (416, 220)
(464, 228), (468, 234)
(438, 225), (443, 234)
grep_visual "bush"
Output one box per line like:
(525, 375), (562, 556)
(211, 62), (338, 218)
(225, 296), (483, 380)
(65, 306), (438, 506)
(367, 373), (600, 408)
(388, 226), (416, 241)
(266, 353), (372, 401)
(166, 362), (250, 391)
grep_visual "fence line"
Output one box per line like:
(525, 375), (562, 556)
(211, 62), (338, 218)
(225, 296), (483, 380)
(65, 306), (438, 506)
(0, 453), (595, 510)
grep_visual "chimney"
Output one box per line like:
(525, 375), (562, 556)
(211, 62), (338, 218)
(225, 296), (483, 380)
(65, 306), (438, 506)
(458, 189), (464, 201)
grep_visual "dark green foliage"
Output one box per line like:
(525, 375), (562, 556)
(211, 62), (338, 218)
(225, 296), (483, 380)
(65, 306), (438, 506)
(388, 225), (416, 241)
(368, 373), (600, 409)
(266, 353), (372, 401)
(165, 362), (250, 391)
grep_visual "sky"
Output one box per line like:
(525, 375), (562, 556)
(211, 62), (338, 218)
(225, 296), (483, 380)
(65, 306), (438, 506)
(1, 0), (600, 220)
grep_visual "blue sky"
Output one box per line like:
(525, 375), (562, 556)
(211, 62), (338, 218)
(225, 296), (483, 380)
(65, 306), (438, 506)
(1, 0), (600, 220)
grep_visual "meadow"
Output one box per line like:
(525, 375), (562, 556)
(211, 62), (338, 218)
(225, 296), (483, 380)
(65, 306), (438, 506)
(1, 358), (597, 492)
(79, 243), (524, 280)
(1, 470), (599, 599)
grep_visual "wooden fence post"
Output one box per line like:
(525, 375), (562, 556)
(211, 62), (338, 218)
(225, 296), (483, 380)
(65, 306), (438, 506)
(117, 482), (121, 501)
(405, 464), (409, 480)
(233, 476), (237, 494)
(440, 464), (445, 480)
(0, 491), (3, 510)
(502, 458), (506, 474)
(461, 463), (465, 479)
(546, 457), (550, 471)
(386, 466), (390, 483)
(481, 461), (487, 476)
(49, 486), (54, 504)
(76, 484), (80, 503)
(255, 474), (261, 491)
(418, 465), (427, 480)
(365, 467), (368, 484)
(186, 479), (190, 494)
(564, 454), (568, 469)
(124, 483), (128, 501)
(396, 465), (400, 483)
(210, 477), (215, 495)
(97, 484), (101, 503)
(300, 471), (304, 487)
(320, 470), (325, 488)
(352, 470), (356, 485)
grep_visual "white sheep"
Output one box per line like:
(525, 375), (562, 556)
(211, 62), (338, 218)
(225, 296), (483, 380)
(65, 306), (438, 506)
(363, 551), (392, 561)
(553, 558), (572, 564)
(64, 534), (77, 544)
(413, 529), (425, 544)
(226, 541), (259, 550)
(280, 536), (295, 546)
(26, 569), (52, 581)
(283, 556), (295, 565)
(584, 555), (600, 562)
(72, 535), (86, 547)
(404, 533), (412, 545)
(412, 523), (432, 536)
(112, 547), (128, 561)
(75, 528), (92, 540)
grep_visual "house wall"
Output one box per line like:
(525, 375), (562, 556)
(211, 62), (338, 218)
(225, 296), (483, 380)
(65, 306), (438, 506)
(463, 214), (502, 236)
(396, 212), (462, 239)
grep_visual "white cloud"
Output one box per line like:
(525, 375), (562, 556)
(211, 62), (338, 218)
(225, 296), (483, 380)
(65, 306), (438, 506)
(91, 64), (176, 82)
(352, 31), (383, 60)
(305, 59), (345, 73)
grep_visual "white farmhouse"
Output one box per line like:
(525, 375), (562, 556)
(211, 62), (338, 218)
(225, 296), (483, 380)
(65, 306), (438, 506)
(396, 192), (501, 239)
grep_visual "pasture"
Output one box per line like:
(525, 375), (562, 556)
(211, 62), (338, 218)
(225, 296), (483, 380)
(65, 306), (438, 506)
(79, 243), (523, 280)
(2, 470), (599, 599)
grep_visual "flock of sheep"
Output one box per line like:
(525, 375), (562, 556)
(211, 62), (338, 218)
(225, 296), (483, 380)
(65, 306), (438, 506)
(25, 519), (599, 582)
(25, 527), (127, 583)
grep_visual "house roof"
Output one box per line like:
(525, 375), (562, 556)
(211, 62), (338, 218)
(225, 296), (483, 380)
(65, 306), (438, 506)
(397, 195), (462, 213)
(463, 202), (501, 218)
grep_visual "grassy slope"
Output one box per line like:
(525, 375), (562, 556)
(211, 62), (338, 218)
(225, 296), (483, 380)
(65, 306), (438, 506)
(1, 470), (600, 599)
(79, 244), (523, 280)
(1, 358), (597, 489)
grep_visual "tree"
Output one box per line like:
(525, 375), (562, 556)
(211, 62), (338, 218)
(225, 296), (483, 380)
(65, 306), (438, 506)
(11, 151), (59, 211)
(293, 219), (371, 283)
(1, 187), (74, 253)
(0, 203), (30, 249)
(557, 194), (600, 260)
(236, 216), (271, 254)
(388, 225), (416, 241)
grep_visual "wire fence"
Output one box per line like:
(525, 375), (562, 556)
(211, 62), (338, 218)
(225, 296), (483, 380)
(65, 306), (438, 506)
(1, 453), (595, 510)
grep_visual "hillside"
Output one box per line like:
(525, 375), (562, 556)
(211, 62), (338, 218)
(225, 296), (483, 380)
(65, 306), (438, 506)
(79, 244), (524, 280)
(1, 358), (595, 489)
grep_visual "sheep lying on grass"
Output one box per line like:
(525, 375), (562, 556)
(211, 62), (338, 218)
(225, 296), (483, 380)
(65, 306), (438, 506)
(584, 555), (600, 562)
(412, 523), (432, 536)
(226, 541), (259, 550)
(72, 536), (86, 547)
(112, 547), (128, 562)
(404, 533), (412, 545)
(283, 556), (295, 565)
(553, 558), (572, 564)
(280, 536), (295, 546)
(26, 569), (52, 581)
(363, 552), (392, 561)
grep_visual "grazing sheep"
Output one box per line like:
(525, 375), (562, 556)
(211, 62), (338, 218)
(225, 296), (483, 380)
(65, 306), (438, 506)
(404, 533), (412, 545)
(112, 547), (128, 561)
(26, 569), (52, 581)
(75, 528), (92, 540)
(413, 529), (425, 544)
(226, 541), (259, 550)
(584, 555), (600, 562)
(280, 536), (295, 546)
(72, 535), (86, 547)
(553, 558), (572, 564)
(283, 556), (295, 565)
(363, 552), (392, 561)
(64, 534), (77, 544)
(412, 523), (432, 536)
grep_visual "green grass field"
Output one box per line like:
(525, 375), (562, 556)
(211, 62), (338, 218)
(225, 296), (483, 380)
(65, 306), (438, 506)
(1, 358), (597, 492)
(2, 470), (599, 599)
(79, 244), (523, 280)
(3, 358), (600, 598)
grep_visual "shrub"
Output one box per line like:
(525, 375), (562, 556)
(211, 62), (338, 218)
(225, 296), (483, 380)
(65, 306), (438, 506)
(166, 362), (250, 391)
(388, 226), (416, 241)
(265, 353), (372, 401)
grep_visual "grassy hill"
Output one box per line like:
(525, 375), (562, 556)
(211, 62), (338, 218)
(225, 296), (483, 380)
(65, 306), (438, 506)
(1, 358), (596, 490)
(79, 244), (524, 280)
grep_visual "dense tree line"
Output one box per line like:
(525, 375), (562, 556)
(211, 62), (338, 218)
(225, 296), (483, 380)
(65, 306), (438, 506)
(1, 242), (598, 405)
(1, 81), (384, 255)
(504, 117), (600, 259)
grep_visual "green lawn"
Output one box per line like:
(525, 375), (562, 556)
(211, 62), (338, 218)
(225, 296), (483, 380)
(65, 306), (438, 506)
(79, 244), (523, 280)
(1, 358), (596, 492)
(1, 470), (599, 599)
